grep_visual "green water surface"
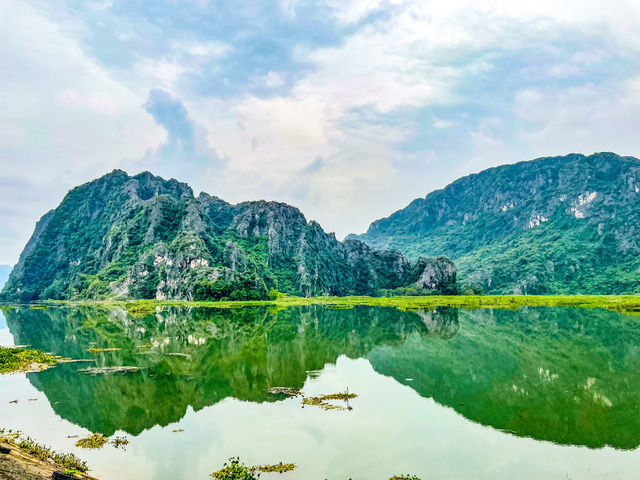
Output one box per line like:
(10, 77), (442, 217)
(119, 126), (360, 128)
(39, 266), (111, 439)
(0, 305), (638, 479)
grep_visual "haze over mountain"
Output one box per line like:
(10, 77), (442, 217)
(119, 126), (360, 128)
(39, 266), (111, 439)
(352, 152), (640, 294)
(0, 171), (456, 302)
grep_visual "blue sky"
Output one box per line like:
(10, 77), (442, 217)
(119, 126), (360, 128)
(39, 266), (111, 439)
(1, 0), (640, 264)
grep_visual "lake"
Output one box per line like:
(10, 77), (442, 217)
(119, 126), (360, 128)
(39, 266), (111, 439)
(0, 305), (639, 479)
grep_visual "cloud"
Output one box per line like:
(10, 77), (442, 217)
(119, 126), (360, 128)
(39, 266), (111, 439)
(512, 81), (640, 158)
(433, 116), (455, 129)
(0, 0), (163, 263)
(125, 89), (227, 190)
(3, 0), (640, 262)
(301, 156), (325, 174)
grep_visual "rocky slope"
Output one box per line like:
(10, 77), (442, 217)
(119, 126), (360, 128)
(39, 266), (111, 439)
(352, 152), (640, 294)
(1, 171), (456, 301)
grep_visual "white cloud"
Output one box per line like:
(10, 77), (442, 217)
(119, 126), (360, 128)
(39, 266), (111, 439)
(0, 0), (163, 263)
(327, 0), (382, 24)
(191, 0), (640, 237)
(3, 0), (640, 262)
(512, 82), (640, 158)
(252, 71), (286, 88)
(433, 116), (454, 129)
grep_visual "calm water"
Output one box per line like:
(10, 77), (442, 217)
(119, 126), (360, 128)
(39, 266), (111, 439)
(0, 305), (639, 479)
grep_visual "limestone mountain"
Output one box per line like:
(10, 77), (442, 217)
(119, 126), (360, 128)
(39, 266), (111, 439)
(352, 152), (640, 294)
(1, 171), (456, 301)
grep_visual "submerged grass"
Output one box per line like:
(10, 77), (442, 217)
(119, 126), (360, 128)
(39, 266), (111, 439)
(0, 428), (88, 473)
(0, 347), (66, 374)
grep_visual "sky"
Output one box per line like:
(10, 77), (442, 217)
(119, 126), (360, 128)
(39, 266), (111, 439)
(1, 0), (640, 265)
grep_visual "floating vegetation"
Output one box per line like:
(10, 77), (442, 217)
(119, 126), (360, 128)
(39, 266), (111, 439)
(87, 347), (120, 353)
(75, 433), (108, 449)
(267, 387), (300, 396)
(255, 462), (295, 473)
(136, 344), (151, 349)
(211, 457), (259, 479)
(165, 352), (191, 359)
(125, 303), (157, 317)
(29, 305), (49, 310)
(79, 366), (140, 375)
(73, 294), (640, 315)
(0, 346), (67, 374)
(267, 386), (357, 411)
(390, 476), (421, 480)
(0, 429), (88, 472)
(111, 436), (129, 449)
(173, 429), (184, 433)
(302, 390), (357, 411)
(211, 457), (296, 479)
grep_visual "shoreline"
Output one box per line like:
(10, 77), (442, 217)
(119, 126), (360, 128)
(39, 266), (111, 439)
(2, 294), (640, 315)
(0, 440), (97, 480)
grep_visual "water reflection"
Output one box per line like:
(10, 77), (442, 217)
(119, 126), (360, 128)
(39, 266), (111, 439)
(3, 305), (639, 449)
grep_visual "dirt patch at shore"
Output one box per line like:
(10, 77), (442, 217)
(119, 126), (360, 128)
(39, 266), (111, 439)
(0, 441), (58, 479)
(0, 442), (98, 480)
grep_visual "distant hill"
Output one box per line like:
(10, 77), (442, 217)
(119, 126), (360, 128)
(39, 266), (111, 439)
(0, 265), (11, 290)
(1, 171), (455, 302)
(351, 152), (640, 294)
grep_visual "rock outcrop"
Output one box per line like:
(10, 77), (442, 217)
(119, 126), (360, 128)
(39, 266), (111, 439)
(1, 170), (456, 301)
(352, 152), (640, 294)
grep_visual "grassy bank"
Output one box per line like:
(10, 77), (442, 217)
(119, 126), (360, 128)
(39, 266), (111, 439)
(5, 294), (636, 315)
(0, 429), (91, 478)
(0, 347), (67, 374)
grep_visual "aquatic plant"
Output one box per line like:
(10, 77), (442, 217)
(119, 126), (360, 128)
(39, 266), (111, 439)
(111, 436), (129, 449)
(211, 457), (260, 479)
(390, 476), (421, 480)
(87, 347), (120, 353)
(79, 366), (140, 375)
(302, 391), (357, 411)
(255, 462), (295, 473)
(0, 429), (88, 472)
(266, 387), (300, 396)
(75, 433), (108, 449)
(0, 346), (65, 374)
(51, 293), (640, 316)
(211, 458), (296, 478)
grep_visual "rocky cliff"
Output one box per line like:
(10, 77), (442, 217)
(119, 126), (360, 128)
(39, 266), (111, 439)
(352, 152), (640, 294)
(1, 171), (456, 301)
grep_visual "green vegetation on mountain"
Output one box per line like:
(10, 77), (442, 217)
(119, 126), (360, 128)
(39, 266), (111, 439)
(352, 152), (640, 294)
(0, 171), (455, 302)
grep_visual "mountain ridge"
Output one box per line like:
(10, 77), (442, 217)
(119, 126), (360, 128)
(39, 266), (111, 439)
(1, 170), (456, 301)
(351, 152), (640, 294)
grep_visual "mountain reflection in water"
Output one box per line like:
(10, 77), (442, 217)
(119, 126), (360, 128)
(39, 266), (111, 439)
(4, 305), (639, 450)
